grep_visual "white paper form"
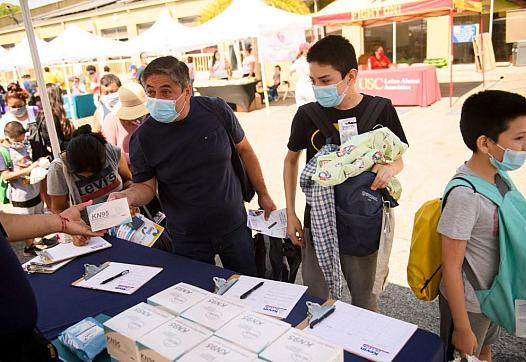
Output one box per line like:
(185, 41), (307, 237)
(222, 276), (307, 319)
(304, 300), (418, 362)
(73, 262), (162, 295)
(36, 237), (112, 264)
(247, 208), (287, 238)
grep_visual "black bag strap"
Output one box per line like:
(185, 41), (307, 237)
(301, 96), (390, 145)
(442, 176), (477, 209)
(359, 96), (389, 133)
(301, 102), (339, 144)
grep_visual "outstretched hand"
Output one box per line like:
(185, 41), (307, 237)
(59, 200), (105, 239)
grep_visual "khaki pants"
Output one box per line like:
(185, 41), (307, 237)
(302, 227), (379, 311)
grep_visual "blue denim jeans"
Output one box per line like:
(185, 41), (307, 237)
(172, 221), (257, 276)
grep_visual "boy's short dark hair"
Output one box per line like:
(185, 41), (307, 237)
(4, 121), (25, 138)
(275, 65), (281, 71)
(307, 35), (358, 78)
(86, 65), (96, 73)
(460, 90), (526, 152)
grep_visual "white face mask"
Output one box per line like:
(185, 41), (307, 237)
(101, 92), (119, 109)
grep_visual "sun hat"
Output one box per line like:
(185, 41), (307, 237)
(115, 82), (149, 120)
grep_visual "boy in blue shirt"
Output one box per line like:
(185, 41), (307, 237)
(438, 90), (526, 361)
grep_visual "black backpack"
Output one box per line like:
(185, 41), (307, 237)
(300, 98), (394, 256)
(254, 233), (301, 283)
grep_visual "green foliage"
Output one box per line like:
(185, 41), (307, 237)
(199, 0), (310, 23)
(0, 3), (20, 17)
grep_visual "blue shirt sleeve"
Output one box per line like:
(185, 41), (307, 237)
(129, 131), (155, 183)
(214, 97), (245, 144)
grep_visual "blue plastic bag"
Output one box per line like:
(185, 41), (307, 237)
(58, 317), (106, 362)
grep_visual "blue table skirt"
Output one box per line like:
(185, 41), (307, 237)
(28, 236), (445, 362)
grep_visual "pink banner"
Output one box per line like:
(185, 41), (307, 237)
(312, 0), (453, 25)
(356, 65), (441, 107)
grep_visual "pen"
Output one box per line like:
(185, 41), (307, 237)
(100, 270), (129, 284)
(309, 307), (335, 329)
(267, 222), (277, 229)
(240, 281), (264, 299)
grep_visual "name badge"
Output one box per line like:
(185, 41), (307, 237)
(87, 198), (132, 232)
(338, 117), (358, 145)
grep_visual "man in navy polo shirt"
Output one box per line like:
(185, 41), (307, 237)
(109, 56), (275, 276)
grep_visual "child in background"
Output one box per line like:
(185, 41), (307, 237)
(0, 121), (45, 256)
(438, 90), (526, 361)
(268, 65), (281, 102)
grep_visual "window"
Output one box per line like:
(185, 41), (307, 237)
(396, 19), (427, 64)
(178, 16), (199, 25)
(101, 26), (128, 40)
(137, 22), (154, 34)
(364, 23), (393, 60)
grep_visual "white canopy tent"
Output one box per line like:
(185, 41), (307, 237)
(187, 0), (311, 47)
(47, 24), (130, 121)
(0, 36), (55, 70)
(123, 10), (193, 55)
(48, 24), (128, 62)
(186, 0), (311, 112)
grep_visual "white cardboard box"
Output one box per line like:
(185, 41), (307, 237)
(181, 295), (248, 331)
(177, 336), (257, 362)
(103, 303), (174, 362)
(259, 328), (343, 362)
(137, 317), (213, 362)
(147, 282), (210, 316)
(215, 311), (290, 354)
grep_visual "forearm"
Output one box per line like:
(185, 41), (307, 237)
(121, 182), (156, 207)
(283, 157), (299, 217)
(443, 266), (471, 331)
(0, 212), (61, 241)
(385, 157), (404, 176)
(240, 150), (269, 196)
(2, 166), (32, 181)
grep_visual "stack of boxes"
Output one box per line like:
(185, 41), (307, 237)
(102, 282), (343, 361)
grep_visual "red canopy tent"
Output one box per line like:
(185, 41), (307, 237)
(312, 0), (485, 106)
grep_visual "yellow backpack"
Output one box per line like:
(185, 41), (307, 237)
(407, 177), (476, 301)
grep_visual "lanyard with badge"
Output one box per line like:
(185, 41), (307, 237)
(338, 117), (358, 144)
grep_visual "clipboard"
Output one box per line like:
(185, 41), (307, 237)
(36, 237), (112, 265)
(72, 261), (163, 295)
(296, 299), (336, 330)
(298, 299), (418, 362)
(218, 275), (308, 320)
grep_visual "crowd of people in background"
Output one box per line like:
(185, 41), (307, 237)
(0, 36), (525, 362)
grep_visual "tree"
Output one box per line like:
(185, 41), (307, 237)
(199, 0), (310, 23)
(0, 3), (20, 16)
(0, 3), (20, 25)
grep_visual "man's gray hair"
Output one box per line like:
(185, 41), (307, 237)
(140, 56), (189, 89)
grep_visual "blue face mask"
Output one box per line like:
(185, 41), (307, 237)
(10, 106), (27, 117)
(312, 79), (348, 108)
(489, 143), (526, 171)
(146, 94), (185, 124)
